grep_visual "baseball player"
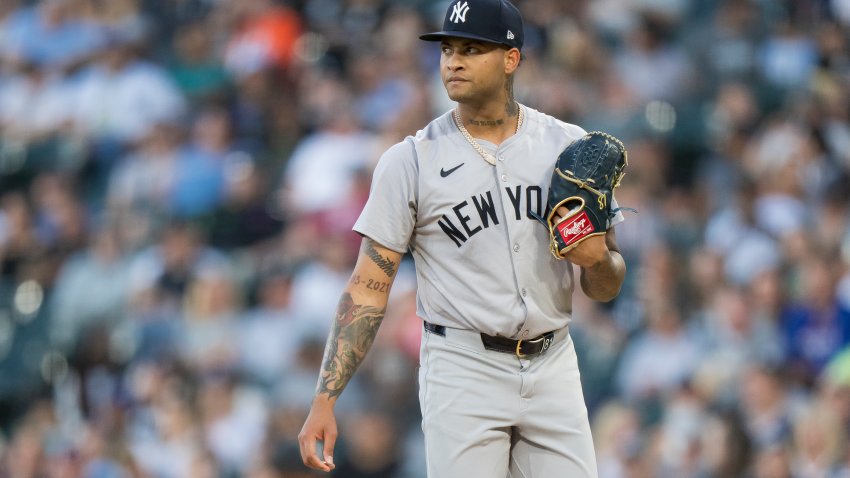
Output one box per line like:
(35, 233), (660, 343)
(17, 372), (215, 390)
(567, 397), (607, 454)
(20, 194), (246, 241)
(298, 0), (627, 476)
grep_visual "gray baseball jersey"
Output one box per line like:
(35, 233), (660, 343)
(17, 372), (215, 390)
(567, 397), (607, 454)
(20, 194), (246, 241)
(353, 104), (624, 339)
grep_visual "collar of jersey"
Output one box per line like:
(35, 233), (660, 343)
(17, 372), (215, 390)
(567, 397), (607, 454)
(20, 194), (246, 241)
(457, 103), (528, 153)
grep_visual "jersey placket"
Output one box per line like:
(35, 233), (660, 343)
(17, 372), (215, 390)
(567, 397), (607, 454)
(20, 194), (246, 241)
(491, 147), (532, 339)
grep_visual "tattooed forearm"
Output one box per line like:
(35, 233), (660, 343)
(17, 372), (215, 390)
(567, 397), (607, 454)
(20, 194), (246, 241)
(365, 240), (397, 277)
(505, 75), (518, 117)
(317, 293), (386, 398)
(351, 274), (390, 292)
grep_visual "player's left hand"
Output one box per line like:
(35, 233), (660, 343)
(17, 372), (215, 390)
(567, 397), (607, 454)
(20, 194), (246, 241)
(555, 206), (610, 268)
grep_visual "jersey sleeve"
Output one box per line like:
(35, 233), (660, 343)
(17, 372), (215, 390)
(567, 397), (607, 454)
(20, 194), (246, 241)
(353, 139), (418, 254)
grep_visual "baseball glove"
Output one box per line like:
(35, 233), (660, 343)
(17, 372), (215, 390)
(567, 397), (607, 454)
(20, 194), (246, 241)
(541, 131), (628, 259)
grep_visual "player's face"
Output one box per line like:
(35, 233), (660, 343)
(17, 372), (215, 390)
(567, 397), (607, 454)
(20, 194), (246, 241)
(440, 38), (510, 103)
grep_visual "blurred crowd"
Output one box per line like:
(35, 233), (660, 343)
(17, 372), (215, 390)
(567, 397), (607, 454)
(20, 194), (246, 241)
(1, 0), (850, 476)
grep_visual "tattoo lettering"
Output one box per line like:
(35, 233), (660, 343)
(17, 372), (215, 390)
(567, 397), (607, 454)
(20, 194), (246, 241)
(350, 275), (390, 293)
(366, 279), (389, 292)
(365, 240), (397, 277)
(467, 118), (505, 127)
(318, 293), (385, 398)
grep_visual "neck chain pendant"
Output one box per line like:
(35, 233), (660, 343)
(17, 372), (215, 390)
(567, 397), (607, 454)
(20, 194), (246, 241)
(453, 104), (523, 166)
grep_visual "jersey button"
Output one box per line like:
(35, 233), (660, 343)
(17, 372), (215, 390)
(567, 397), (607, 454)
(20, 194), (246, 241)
(500, 174), (507, 182)
(513, 243), (520, 252)
(521, 288), (527, 297)
(498, 155), (504, 161)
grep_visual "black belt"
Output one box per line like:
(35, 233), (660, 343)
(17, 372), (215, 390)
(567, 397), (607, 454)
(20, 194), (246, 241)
(423, 322), (556, 358)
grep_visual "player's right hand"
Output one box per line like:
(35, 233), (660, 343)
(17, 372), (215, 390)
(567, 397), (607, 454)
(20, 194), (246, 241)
(298, 396), (338, 472)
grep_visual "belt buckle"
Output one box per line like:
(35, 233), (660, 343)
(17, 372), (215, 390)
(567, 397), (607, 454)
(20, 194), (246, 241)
(516, 334), (552, 358)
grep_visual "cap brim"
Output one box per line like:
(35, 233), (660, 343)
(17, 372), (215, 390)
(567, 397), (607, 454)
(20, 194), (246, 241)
(419, 30), (508, 47)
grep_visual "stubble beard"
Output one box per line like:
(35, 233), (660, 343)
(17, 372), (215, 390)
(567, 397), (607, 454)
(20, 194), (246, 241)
(445, 81), (500, 107)
(444, 80), (472, 103)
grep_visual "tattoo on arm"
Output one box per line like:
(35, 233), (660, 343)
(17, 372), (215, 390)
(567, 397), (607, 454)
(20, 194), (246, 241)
(351, 274), (390, 292)
(317, 293), (385, 398)
(365, 240), (397, 277)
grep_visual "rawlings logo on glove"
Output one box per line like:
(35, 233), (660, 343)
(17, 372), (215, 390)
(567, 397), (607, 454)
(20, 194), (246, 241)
(538, 132), (628, 259)
(556, 211), (594, 244)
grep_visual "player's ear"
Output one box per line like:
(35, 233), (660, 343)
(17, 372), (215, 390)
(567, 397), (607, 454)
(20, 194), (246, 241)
(504, 47), (520, 74)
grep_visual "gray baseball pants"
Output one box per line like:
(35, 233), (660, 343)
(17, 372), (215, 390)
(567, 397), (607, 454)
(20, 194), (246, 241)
(418, 324), (598, 477)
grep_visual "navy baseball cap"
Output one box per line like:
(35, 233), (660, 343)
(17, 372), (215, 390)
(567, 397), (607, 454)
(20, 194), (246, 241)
(420, 0), (524, 51)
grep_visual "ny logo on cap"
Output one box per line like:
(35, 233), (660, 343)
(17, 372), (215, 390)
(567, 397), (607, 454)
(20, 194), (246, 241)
(450, 1), (470, 23)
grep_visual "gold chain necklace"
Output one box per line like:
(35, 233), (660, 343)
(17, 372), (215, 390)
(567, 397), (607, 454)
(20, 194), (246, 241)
(452, 105), (523, 166)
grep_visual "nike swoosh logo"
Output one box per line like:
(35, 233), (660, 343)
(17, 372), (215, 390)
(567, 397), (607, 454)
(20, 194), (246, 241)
(440, 163), (464, 177)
